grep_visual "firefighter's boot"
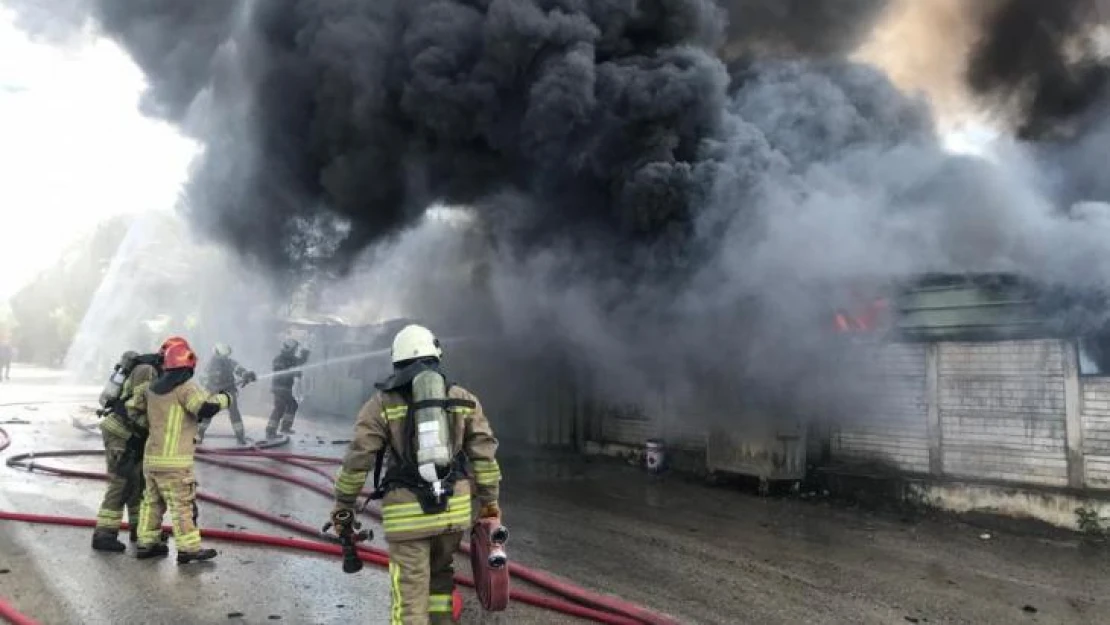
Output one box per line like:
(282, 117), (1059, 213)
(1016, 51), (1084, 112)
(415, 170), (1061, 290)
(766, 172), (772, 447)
(129, 524), (138, 543)
(236, 433), (248, 446)
(136, 543), (170, 559)
(265, 427), (277, 440)
(91, 531), (126, 553)
(177, 548), (218, 564)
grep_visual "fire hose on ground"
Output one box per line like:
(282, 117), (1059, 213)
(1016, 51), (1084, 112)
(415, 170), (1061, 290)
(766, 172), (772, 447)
(0, 425), (678, 625)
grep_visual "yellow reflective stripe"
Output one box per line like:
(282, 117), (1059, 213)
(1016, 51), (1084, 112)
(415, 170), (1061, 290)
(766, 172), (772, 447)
(390, 562), (403, 624)
(476, 473), (501, 486)
(448, 406), (474, 416)
(472, 459), (501, 485)
(96, 508), (124, 528)
(383, 509), (472, 533)
(144, 455), (193, 469)
(335, 469), (368, 496)
(177, 530), (202, 550)
(383, 405), (407, 421)
(100, 417), (131, 439)
(137, 495), (160, 545)
(428, 594), (453, 613)
(383, 495), (470, 517)
(184, 385), (208, 414)
(162, 404), (182, 457)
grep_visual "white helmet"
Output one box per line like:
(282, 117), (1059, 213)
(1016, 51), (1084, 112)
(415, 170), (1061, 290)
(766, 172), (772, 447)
(391, 324), (442, 364)
(214, 343), (232, 357)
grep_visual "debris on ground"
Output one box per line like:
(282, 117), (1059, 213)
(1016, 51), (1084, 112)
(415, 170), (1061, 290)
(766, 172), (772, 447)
(1022, 605), (1038, 613)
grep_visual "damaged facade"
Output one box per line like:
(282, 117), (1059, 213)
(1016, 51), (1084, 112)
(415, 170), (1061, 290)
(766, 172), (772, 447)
(289, 270), (1110, 530)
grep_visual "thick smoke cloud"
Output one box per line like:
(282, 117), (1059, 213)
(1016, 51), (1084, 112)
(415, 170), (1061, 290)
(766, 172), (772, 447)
(720, 0), (890, 59)
(9, 0), (1110, 423)
(966, 0), (1110, 139)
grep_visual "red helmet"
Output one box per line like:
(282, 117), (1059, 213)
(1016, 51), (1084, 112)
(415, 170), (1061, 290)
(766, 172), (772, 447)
(162, 342), (197, 370)
(160, 336), (189, 356)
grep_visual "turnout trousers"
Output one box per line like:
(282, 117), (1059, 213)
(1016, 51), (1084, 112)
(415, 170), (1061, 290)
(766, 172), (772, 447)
(94, 431), (143, 535)
(267, 388), (298, 433)
(136, 467), (202, 554)
(387, 531), (463, 625)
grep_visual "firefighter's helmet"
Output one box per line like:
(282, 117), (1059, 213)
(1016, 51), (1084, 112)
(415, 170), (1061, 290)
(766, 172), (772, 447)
(163, 342), (197, 370)
(391, 324), (442, 364)
(160, 335), (189, 356)
(214, 343), (232, 357)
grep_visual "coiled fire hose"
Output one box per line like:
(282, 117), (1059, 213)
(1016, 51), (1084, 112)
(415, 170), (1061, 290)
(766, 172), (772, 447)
(0, 424), (679, 625)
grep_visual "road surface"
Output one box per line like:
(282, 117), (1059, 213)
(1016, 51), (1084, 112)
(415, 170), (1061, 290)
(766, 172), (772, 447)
(1, 364), (1108, 624)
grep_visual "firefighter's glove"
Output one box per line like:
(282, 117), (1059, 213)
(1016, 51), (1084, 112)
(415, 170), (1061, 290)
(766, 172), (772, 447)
(479, 502), (501, 520)
(197, 399), (224, 422)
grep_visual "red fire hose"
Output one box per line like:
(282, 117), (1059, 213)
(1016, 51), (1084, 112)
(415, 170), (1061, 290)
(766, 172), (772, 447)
(470, 518), (511, 611)
(0, 425), (679, 625)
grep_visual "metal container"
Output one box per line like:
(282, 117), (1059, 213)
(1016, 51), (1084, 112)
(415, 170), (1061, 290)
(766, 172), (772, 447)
(706, 418), (806, 484)
(645, 439), (666, 473)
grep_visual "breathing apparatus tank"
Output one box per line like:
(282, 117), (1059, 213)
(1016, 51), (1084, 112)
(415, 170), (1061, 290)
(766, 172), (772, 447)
(98, 351), (138, 408)
(411, 369), (453, 498)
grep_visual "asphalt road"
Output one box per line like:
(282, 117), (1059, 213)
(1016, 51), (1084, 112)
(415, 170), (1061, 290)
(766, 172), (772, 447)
(2, 364), (1108, 624)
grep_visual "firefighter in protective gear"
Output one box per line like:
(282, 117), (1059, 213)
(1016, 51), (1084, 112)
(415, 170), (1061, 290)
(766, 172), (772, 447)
(266, 338), (309, 438)
(91, 350), (157, 552)
(331, 324), (502, 625)
(197, 343), (254, 446)
(130, 339), (231, 563)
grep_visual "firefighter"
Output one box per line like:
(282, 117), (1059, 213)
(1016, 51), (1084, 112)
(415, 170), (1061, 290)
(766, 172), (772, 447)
(0, 340), (11, 381)
(131, 338), (230, 563)
(197, 343), (255, 446)
(91, 350), (157, 552)
(265, 338), (309, 438)
(330, 324), (502, 624)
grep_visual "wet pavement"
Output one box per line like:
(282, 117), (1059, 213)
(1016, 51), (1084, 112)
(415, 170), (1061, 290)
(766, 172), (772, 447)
(2, 364), (1110, 624)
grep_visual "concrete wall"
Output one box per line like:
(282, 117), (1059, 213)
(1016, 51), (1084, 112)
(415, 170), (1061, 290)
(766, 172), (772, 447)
(832, 343), (930, 474)
(1081, 378), (1110, 488)
(938, 341), (1068, 487)
(832, 339), (1110, 493)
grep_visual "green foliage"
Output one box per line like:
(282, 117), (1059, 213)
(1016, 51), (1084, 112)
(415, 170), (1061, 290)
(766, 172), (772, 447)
(1075, 507), (1106, 538)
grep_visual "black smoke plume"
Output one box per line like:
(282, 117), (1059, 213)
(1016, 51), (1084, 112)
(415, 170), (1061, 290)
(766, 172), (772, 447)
(966, 0), (1110, 139)
(9, 0), (1110, 425)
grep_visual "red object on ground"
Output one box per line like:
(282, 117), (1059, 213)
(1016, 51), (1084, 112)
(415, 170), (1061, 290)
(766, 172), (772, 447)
(452, 588), (463, 622)
(0, 596), (42, 625)
(0, 423), (679, 625)
(470, 517), (511, 611)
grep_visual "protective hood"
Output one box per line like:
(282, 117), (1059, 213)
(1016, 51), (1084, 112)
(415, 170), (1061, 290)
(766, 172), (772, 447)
(150, 368), (194, 395)
(376, 358), (450, 392)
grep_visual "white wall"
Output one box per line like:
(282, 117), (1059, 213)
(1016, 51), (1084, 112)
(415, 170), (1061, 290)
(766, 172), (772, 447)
(832, 343), (930, 473)
(831, 338), (1110, 492)
(938, 341), (1069, 487)
(588, 336), (1110, 493)
(1081, 378), (1110, 488)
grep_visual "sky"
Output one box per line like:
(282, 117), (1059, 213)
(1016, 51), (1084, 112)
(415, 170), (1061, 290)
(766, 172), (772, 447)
(0, 8), (198, 301)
